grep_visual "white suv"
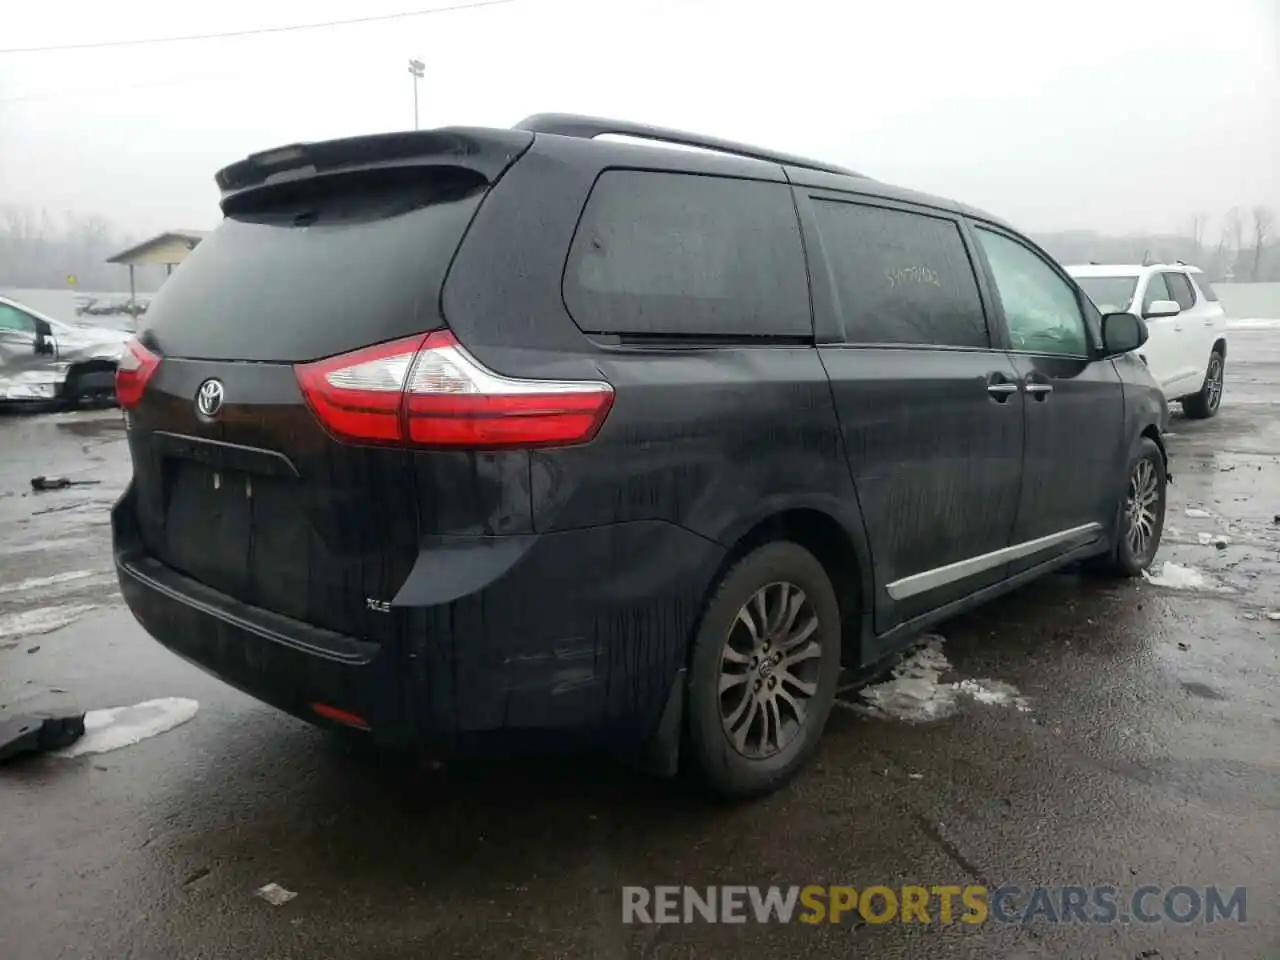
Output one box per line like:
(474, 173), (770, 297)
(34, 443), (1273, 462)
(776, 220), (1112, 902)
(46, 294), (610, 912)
(1066, 263), (1228, 419)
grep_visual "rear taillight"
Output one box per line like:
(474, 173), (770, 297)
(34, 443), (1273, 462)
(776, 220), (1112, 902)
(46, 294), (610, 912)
(294, 331), (614, 449)
(115, 337), (161, 410)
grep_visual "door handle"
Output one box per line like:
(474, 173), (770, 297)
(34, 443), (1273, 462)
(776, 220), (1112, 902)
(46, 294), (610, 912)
(1023, 373), (1053, 400)
(985, 373), (1018, 402)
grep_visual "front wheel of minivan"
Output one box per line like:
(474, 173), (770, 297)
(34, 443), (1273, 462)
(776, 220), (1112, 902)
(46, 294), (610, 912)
(684, 542), (842, 799)
(1090, 437), (1167, 577)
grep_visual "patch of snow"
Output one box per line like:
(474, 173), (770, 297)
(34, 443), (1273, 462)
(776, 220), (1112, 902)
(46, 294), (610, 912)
(1184, 508), (1213, 519)
(858, 636), (1032, 722)
(0, 537), (91, 557)
(255, 882), (298, 906)
(0, 603), (98, 639)
(0, 570), (97, 594)
(953, 678), (1032, 712)
(1165, 524), (1184, 537)
(1143, 562), (1217, 590)
(54, 697), (199, 757)
(1196, 532), (1232, 547)
(859, 637), (957, 722)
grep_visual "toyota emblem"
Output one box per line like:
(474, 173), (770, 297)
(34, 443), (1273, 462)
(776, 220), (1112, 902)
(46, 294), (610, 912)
(196, 379), (225, 418)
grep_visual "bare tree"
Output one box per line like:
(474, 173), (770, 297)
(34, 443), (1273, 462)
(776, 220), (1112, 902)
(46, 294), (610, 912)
(0, 204), (144, 291)
(1185, 212), (1206, 263)
(1252, 206), (1274, 282)
(1220, 208), (1245, 279)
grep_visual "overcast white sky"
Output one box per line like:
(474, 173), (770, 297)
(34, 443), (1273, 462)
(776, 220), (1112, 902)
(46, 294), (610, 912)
(1, 0), (1277, 239)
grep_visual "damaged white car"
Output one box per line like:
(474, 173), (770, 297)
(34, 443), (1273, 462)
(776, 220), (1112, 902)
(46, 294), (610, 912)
(0, 295), (131, 406)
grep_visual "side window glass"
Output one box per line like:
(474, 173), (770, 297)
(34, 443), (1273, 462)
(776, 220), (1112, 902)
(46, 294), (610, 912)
(1164, 273), (1196, 310)
(974, 228), (1090, 357)
(563, 171), (811, 338)
(811, 200), (989, 347)
(0, 305), (37, 334)
(1142, 273), (1172, 311)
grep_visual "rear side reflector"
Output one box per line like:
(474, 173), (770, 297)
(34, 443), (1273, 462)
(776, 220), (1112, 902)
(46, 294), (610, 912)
(310, 702), (370, 730)
(295, 330), (614, 449)
(115, 337), (161, 410)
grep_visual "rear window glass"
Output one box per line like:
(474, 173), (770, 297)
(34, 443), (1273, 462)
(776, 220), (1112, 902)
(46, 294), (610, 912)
(563, 171), (811, 338)
(1165, 272), (1197, 310)
(812, 200), (989, 347)
(1074, 276), (1138, 313)
(141, 172), (487, 363)
(1190, 272), (1219, 301)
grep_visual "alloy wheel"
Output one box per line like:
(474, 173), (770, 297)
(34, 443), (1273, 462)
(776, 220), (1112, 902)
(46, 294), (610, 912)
(1205, 355), (1223, 412)
(1125, 458), (1160, 561)
(718, 581), (823, 759)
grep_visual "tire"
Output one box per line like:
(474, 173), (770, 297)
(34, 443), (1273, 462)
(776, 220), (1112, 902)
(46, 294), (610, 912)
(684, 541), (842, 799)
(63, 369), (117, 410)
(1089, 437), (1167, 577)
(1180, 349), (1224, 420)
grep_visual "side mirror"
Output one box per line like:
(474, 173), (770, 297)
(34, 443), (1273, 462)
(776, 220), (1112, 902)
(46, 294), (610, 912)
(1100, 312), (1148, 357)
(1143, 299), (1180, 319)
(32, 318), (54, 355)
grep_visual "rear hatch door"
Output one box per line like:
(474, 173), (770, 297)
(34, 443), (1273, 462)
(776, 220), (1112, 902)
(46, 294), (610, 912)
(125, 129), (532, 643)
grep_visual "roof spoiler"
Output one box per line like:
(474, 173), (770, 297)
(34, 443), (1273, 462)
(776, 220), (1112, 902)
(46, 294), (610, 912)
(214, 127), (534, 208)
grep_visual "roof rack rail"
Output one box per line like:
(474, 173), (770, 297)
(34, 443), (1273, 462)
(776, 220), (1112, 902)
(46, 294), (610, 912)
(514, 113), (865, 178)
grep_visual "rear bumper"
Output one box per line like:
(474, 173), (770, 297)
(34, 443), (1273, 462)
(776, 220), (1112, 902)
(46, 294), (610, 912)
(113, 484), (723, 754)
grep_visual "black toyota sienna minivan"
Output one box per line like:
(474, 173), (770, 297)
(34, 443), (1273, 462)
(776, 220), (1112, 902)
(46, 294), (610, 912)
(113, 114), (1169, 797)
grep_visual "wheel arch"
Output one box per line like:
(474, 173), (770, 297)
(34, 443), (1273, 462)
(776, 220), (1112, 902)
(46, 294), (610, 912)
(1141, 422), (1168, 474)
(61, 358), (117, 397)
(699, 499), (872, 667)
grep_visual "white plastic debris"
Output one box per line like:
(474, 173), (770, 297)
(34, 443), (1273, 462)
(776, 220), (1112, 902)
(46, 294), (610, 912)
(54, 698), (199, 757)
(1184, 507), (1213, 519)
(255, 882), (297, 906)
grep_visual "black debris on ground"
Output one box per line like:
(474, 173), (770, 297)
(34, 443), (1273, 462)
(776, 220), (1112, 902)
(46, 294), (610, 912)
(0, 713), (86, 764)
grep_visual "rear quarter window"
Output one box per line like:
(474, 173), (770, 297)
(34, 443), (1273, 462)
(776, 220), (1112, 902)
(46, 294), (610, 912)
(563, 170), (811, 338)
(812, 200), (989, 348)
(1190, 273), (1219, 302)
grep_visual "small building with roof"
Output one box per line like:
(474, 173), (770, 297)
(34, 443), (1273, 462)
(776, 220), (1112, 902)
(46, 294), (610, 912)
(106, 229), (209, 313)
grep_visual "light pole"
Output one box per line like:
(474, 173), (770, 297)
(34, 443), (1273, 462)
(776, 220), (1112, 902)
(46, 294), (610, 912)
(407, 58), (425, 130)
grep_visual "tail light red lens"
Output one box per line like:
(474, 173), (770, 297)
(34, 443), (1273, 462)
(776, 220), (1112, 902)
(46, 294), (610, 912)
(115, 337), (161, 410)
(295, 330), (614, 449)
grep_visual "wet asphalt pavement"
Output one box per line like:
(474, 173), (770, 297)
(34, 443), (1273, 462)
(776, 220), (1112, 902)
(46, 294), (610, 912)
(2, 334), (1278, 960)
